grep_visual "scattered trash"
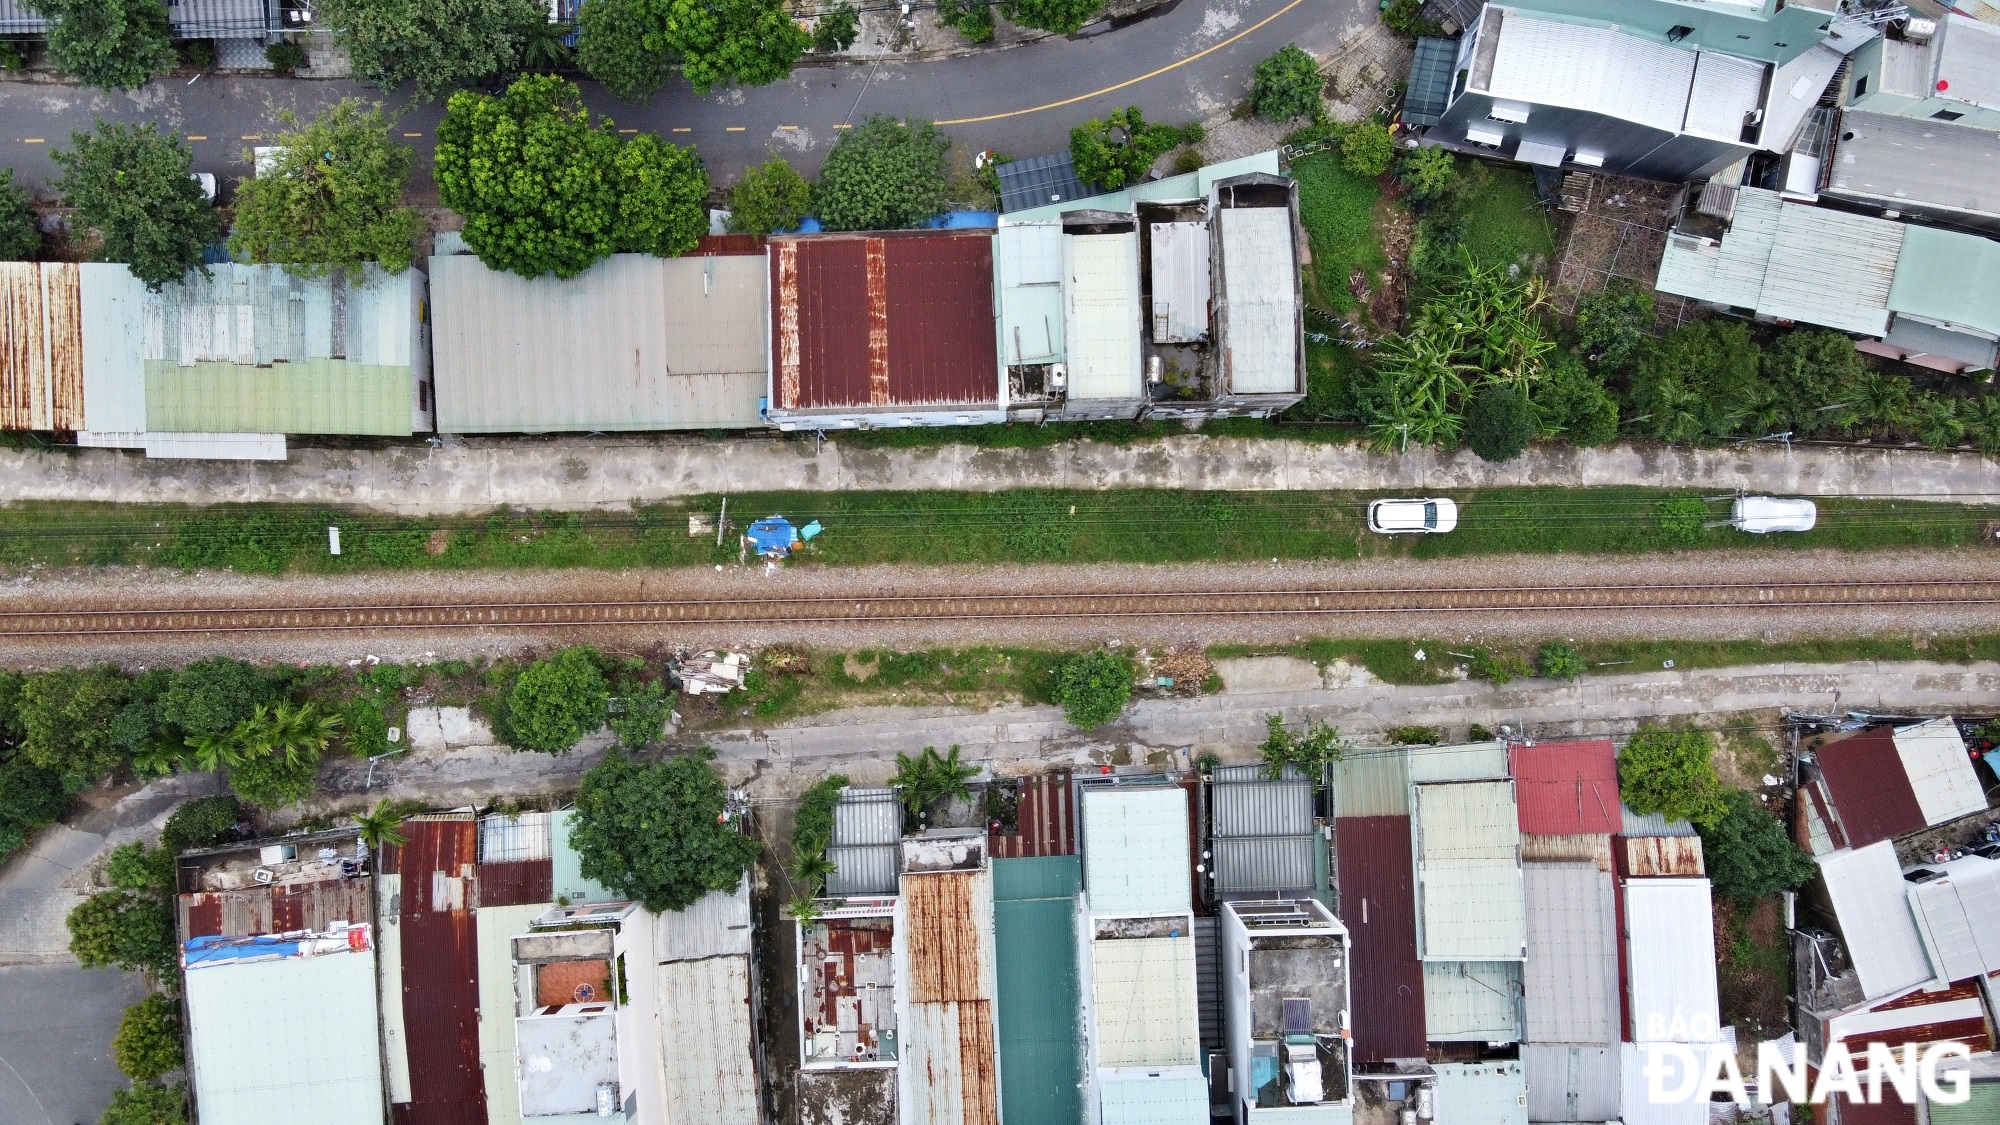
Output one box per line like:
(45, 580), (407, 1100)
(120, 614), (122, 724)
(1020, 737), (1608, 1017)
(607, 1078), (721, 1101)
(746, 516), (797, 557)
(688, 514), (716, 537)
(800, 519), (823, 541)
(1762, 774), (1780, 787)
(1414, 649), (1426, 662)
(1662, 659), (1675, 668)
(674, 651), (749, 695)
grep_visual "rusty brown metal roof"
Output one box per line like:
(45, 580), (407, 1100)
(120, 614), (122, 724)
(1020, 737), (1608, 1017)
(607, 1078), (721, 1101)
(0, 262), (82, 431)
(176, 880), (375, 940)
(1621, 835), (1705, 877)
(989, 772), (1075, 859)
(903, 869), (999, 1125)
(392, 815), (486, 1125)
(906, 872), (986, 1003)
(1334, 815), (1427, 1064)
(477, 858), (553, 907)
(1817, 726), (1927, 847)
(694, 233), (767, 256)
(770, 231), (1000, 412)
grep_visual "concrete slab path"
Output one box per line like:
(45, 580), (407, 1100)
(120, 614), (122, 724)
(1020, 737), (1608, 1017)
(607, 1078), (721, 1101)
(4, 436), (1997, 515)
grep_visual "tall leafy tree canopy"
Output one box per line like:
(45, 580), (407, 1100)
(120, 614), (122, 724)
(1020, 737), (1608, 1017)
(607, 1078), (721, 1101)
(576, 0), (674, 102)
(612, 133), (709, 258)
(228, 101), (428, 277)
(52, 121), (220, 290)
(1617, 726), (1728, 829)
(570, 748), (761, 912)
(1701, 789), (1817, 902)
(0, 169), (40, 261)
(726, 157), (812, 235)
(814, 116), (952, 232)
(1002, 0), (1104, 35)
(634, 0), (810, 94)
(30, 0), (175, 91)
(317, 0), (543, 99)
(158, 657), (271, 740)
(504, 645), (612, 752)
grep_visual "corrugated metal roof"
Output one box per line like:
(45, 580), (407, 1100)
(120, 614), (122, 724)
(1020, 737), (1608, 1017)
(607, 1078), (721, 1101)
(1819, 842), (1936, 1001)
(994, 152), (1093, 214)
(474, 903), (541, 1125)
(1837, 1093), (1920, 1125)
(1511, 741), (1620, 836)
(1929, 1078), (2000, 1125)
(1619, 803), (1698, 838)
(184, 942), (385, 1125)
(1878, 314), (1999, 370)
(1148, 221), (1210, 344)
(1619, 1041), (1705, 1125)
(0, 1), (42, 33)
(1522, 862), (1618, 1044)
(1828, 974), (1995, 1059)
(430, 251), (764, 432)
(1213, 778), (1313, 837)
(1415, 782), (1527, 961)
(659, 957), (763, 1125)
(1519, 833), (1611, 867)
(1431, 1060), (1529, 1125)
(164, 0), (278, 36)
(1334, 815), (1427, 1063)
(1001, 151), (1281, 225)
(1332, 750), (1411, 817)
(1892, 718), (1987, 827)
(1062, 232), (1143, 402)
(1082, 786), (1192, 917)
(989, 771), (1076, 860)
(1216, 207), (1296, 394)
(1656, 188), (1780, 311)
(1623, 836), (1705, 877)
(1817, 726), (1928, 848)
(0, 262), (84, 431)
(1423, 960), (1522, 1041)
(1828, 110), (2000, 225)
(1409, 741), (1510, 783)
(178, 879), (374, 939)
(996, 223), (1066, 366)
(1684, 51), (1769, 141)
(146, 359), (413, 435)
(1523, 1044), (1620, 1122)
(551, 809), (617, 906)
(1405, 37), (1460, 126)
(1485, 14), (1697, 134)
(1907, 856), (2000, 982)
(835, 788), (903, 846)
(992, 857), (1085, 1125)
(1623, 878), (1721, 1044)
(1936, 13), (2000, 108)
(830, 844), (901, 896)
(1097, 1071), (1208, 1125)
(1089, 934), (1199, 1066)
(1657, 188), (1904, 336)
(474, 860), (552, 907)
(903, 867), (999, 1125)
(769, 231), (1001, 412)
(77, 263), (149, 433)
(479, 812), (552, 863)
(1213, 836), (1317, 894)
(394, 815), (487, 1125)
(656, 880), (753, 961)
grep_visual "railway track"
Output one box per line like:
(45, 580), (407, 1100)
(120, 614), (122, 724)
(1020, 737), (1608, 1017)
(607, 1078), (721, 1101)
(1, 579), (1997, 636)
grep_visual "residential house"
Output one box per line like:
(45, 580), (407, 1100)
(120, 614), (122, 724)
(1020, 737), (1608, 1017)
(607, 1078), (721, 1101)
(798, 788), (902, 1125)
(1208, 763), (1320, 904)
(1798, 719), (1989, 856)
(1413, 748), (1527, 1063)
(0, 0), (287, 44)
(986, 775), (1085, 1125)
(897, 832), (1002, 1125)
(509, 900), (669, 1122)
(1219, 898), (1354, 1124)
(1620, 878), (1721, 1125)
(1413, 0), (1863, 183)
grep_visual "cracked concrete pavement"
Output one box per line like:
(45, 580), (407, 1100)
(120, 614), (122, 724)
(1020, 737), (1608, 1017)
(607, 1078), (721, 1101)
(5, 436), (2000, 515)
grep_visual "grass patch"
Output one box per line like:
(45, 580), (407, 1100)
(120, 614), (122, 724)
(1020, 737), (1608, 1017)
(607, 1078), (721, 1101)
(691, 646), (1065, 729)
(1453, 162), (1555, 272)
(3, 488), (1997, 574)
(1293, 152), (1386, 314)
(1205, 639), (1453, 686)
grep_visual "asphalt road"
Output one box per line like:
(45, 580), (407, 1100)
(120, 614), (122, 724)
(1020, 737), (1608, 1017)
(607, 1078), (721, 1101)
(0, 965), (152, 1125)
(0, 0), (1353, 193)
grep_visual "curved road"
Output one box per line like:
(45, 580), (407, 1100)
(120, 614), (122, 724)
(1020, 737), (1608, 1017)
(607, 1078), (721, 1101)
(0, 0), (1356, 191)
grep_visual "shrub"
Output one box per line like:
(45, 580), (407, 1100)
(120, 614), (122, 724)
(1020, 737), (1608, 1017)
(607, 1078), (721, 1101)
(1395, 145), (1455, 202)
(1656, 494), (1708, 546)
(226, 750), (320, 809)
(727, 157), (813, 235)
(1252, 44), (1324, 123)
(506, 647), (611, 753)
(1382, 0), (1440, 37)
(0, 168), (40, 261)
(100, 1082), (186, 1125)
(1049, 650), (1132, 730)
(1617, 726), (1728, 828)
(1630, 320), (1761, 443)
(1259, 714), (1346, 780)
(160, 658), (270, 740)
(813, 3), (860, 51)
(1469, 649), (1529, 685)
(1535, 643), (1584, 681)
(105, 842), (173, 895)
(814, 115), (953, 231)
(112, 995), (184, 1081)
(607, 679), (672, 750)
(264, 40), (307, 73)
(1387, 725), (1440, 745)
(570, 748), (761, 912)
(1573, 282), (1654, 370)
(1701, 788), (1817, 902)
(1532, 352), (1619, 446)
(1464, 383), (1537, 462)
(1339, 120), (1395, 177)
(161, 796), (240, 852)
(67, 889), (177, 977)
(1070, 106), (1203, 192)
(1002, 0), (1104, 35)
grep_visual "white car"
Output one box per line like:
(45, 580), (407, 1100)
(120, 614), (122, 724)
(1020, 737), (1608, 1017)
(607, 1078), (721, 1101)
(190, 172), (217, 201)
(1732, 496), (1817, 533)
(1368, 497), (1458, 534)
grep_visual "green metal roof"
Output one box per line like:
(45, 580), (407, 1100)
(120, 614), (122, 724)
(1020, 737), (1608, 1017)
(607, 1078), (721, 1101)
(553, 809), (619, 905)
(1004, 151), (1282, 224)
(145, 360), (411, 435)
(1888, 223), (2000, 338)
(1930, 1080), (2000, 1125)
(994, 857), (1084, 1125)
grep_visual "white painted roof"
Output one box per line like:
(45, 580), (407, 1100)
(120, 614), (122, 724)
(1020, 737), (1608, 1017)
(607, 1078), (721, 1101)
(1414, 781), (1527, 960)
(1148, 221), (1210, 344)
(1684, 52), (1769, 141)
(1619, 1042), (1707, 1125)
(1097, 1069), (1210, 1125)
(1090, 935), (1200, 1067)
(659, 957), (761, 1125)
(1892, 718), (1987, 827)
(1817, 842), (1935, 1000)
(1063, 233), (1143, 402)
(1623, 879), (1722, 1044)
(1485, 14), (1697, 135)
(1083, 786), (1191, 917)
(1907, 854), (2000, 983)
(1217, 208), (1298, 394)
(997, 222), (1066, 366)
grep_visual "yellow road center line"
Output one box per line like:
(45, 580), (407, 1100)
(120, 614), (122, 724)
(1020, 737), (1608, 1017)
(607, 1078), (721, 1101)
(934, 0), (1306, 125)
(241, 134), (261, 140)
(186, 135), (208, 141)
(778, 125), (799, 130)
(22, 138), (42, 143)
(403, 132), (423, 137)
(618, 128), (637, 133)
(726, 126), (746, 132)
(833, 123), (852, 129)
(672, 127), (693, 132)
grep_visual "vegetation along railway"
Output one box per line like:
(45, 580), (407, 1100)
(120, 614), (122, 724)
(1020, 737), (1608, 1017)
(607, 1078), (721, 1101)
(6, 579), (2000, 636)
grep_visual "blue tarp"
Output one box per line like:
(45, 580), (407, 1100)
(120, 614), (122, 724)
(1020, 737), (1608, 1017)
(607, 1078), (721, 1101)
(800, 520), (823, 541)
(795, 217), (824, 233)
(927, 211), (999, 229)
(746, 516), (798, 556)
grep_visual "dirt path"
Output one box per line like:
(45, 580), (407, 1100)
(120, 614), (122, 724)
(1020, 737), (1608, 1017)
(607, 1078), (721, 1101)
(0, 549), (1997, 666)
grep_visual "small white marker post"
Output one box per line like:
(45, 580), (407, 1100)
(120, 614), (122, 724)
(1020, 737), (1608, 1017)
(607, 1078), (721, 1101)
(328, 526), (341, 556)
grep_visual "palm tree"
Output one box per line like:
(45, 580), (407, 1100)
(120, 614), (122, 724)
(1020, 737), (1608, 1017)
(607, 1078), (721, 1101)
(1963, 394), (2000, 455)
(354, 799), (408, 850)
(185, 730), (246, 773)
(1854, 372), (1914, 438)
(262, 701), (343, 765)
(786, 850), (836, 898)
(1914, 393), (1967, 451)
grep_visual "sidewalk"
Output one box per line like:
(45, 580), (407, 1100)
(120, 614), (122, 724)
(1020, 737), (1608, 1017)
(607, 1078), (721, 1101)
(2, 434), (1995, 515)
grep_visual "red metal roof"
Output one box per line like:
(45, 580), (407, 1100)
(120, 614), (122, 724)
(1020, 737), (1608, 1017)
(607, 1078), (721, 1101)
(990, 771), (1076, 859)
(770, 231), (1000, 412)
(392, 816), (486, 1125)
(1817, 727), (1925, 847)
(1834, 1091), (1917, 1125)
(1511, 740), (1621, 835)
(477, 858), (553, 907)
(693, 233), (766, 256)
(1334, 816), (1427, 1064)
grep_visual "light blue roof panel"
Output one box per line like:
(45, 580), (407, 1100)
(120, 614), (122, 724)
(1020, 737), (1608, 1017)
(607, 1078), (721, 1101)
(1083, 785), (1191, 917)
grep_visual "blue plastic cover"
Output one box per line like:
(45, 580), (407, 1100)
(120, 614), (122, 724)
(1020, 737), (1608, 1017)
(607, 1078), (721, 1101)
(927, 210), (999, 229)
(795, 217), (824, 233)
(800, 520), (823, 541)
(746, 516), (796, 555)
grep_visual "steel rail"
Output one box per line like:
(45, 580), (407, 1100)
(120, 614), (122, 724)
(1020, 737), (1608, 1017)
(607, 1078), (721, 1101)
(2, 579), (1999, 636)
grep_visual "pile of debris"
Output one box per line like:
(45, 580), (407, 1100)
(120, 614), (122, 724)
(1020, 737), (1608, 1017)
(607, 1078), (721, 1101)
(1140, 645), (1213, 696)
(671, 651), (749, 695)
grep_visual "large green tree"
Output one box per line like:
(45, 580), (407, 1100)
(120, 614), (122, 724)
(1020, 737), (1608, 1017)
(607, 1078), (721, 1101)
(612, 133), (709, 258)
(1630, 320), (1761, 444)
(316, 0), (543, 99)
(228, 101), (427, 278)
(1049, 650), (1132, 730)
(814, 116), (953, 232)
(1002, 0), (1103, 34)
(570, 748), (761, 912)
(1617, 726), (1728, 829)
(68, 889), (177, 977)
(53, 122), (221, 290)
(112, 995), (184, 1082)
(1252, 44), (1324, 122)
(1464, 383), (1537, 462)
(576, 0), (673, 102)
(0, 169), (40, 261)
(1701, 789), (1816, 902)
(1070, 107), (1202, 192)
(159, 657), (270, 741)
(635, 0), (810, 94)
(30, 0), (176, 91)
(727, 157), (812, 235)
(505, 646), (612, 752)
(17, 666), (134, 792)
(1573, 281), (1655, 370)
